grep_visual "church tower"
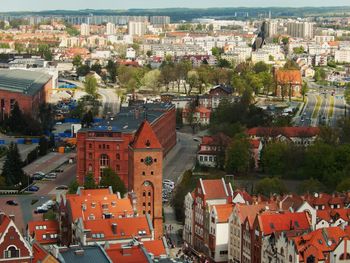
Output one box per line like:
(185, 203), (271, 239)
(128, 121), (163, 238)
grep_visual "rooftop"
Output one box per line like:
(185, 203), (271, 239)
(0, 69), (51, 96)
(58, 245), (112, 263)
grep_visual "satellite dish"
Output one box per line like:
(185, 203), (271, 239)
(108, 126), (112, 131)
(314, 193), (319, 198)
(327, 240), (332, 246)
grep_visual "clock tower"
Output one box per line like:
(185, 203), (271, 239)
(128, 120), (163, 238)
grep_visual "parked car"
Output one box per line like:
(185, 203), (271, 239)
(34, 207), (48, 214)
(6, 200), (18, 206)
(33, 173), (44, 180)
(28, 185), (39, 192)
(56, 185), (68, 190)
(55, 168), (64, 173)
(45, 173), (57, 179)
(163, 180), (175, 190)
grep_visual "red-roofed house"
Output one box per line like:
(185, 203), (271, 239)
(247, 127), (320, 145)
(290, 227), (350, 263)
(27, 220), (59, 245)
(0, 212), (32, 262)
(59, 187), (136, 245)
(316, 208), (350, 230)
(207, 204), (234, 262)
(183, 178), (233, 255)
(275, 69), (302, 98)
(182, 106), (211, 126)
(197, 133), (231, 167)
(252, 211), (312, 263)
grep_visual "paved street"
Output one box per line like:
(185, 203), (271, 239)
(98, 88), (120, 115)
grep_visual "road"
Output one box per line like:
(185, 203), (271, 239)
(163, 132), (198, 183)
(296, 79), (346, 127)
(0, 163), (76, 232)
(98, 88), (120, 115)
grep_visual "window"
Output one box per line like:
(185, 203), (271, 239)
(116, 144), (120, 150)
(116, 165), (120, 171)
(143, 191), (146, 197)
(89, 143), (92, 149)
(148, 202), (151, 206)
(116, 153), (120, 160)
(143, 202), (146, 206)
(148, 192), (151, 196)
(340, 253), (350, 260)
(88, 153), (92, 159)
(141, 159), (144, 162)
(100, 154), (110, 167)
(219, 250), (228, 256)
(42, 234), (47, 239)
(88, 164), (92, 172)
(154, 158), (157, 163)
(151, 171), (154, 175)
(4, 246), (20, 258)
(142, 171), (145, 176)
(106, 145), (110, 149)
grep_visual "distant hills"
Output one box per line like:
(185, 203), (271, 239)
(1, 7), (350, 21)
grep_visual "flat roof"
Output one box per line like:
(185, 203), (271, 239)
(0, 69), (51, 96)
(83, 103), (174, 133)
(59, 246), (111, 263)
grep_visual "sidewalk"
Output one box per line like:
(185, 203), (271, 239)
(163, 204), (183, 258)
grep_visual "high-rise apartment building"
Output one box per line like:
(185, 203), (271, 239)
(287, 21), (314, 39)
(106, 22), (116, 35)
(150, 16), (170, 26)
(80, 23), (90, 36)
(264, 20), (278, 37)
(128, 21), (147, 36)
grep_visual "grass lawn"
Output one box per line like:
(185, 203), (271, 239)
(328, 95), (335, 118)
(312, 95), (322, 119)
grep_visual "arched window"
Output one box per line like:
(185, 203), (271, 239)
(116, 144), (120, 150)
(5, 246), (19, 258)
(100, 154), (109, 167)
(116, 153), (120, 160)
(280, 248), (284, 256)
(88, 164), (92, 172)
(289, 255), (293, 262)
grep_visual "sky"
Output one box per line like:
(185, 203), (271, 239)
(0, 0), (350, 12)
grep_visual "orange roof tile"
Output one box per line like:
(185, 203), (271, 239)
(142, 240), (166, 257)
(27, 220), (59, 245)
(84, 216), (151, 241)
(201, 179), (229, 200)
(258, 211), (311, 235)
(317, 208), (350, 223)
(213, 204), (234, 223)
(105, 243), (149, 263)
(235, 203), (277, 227)
(276, 69), (302, 85)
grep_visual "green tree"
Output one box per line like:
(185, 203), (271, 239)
(38, 136), (48, 156)
(38, 44), (53, 61)
(261, 142), (289, 176)
(187, 70), (200, 95)
(2, 143), (25, 186)
(217, 58), (231, 68)
(293, 46), (305, 54)
(142, 69), (161, 92)
(68, 180), (80, 194)
(91, 63), (102, 75)
(211, 47), (223, 57)
(255, 177), (287, 196)
(253, 61), (269, 74)
(336, 178), (350, 192)
(301, 81), (309, 102)
(283, 59), (300, 70)
(84, 76), (98, 97)
(81, 110), (94, 128)
(100, 168), (127, 196)
(299, 178), (326, 194)
(84, 173), (97, 189)
(225, 134), (251, 174)
(72, 55), (82, 67)
(106, 60), (117, 83)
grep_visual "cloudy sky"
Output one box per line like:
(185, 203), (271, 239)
(0, 0), (349, 12)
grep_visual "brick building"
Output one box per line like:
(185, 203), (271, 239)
(0, 69), (52, 118)
(76, 103), (176, 186)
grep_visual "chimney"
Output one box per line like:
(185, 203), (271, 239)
(112, 223), (117, 235)
(9, 214), (15, 222)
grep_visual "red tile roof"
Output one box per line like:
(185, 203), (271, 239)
(233, 190), (253, 204)
(142, 240), (167, 257)
(27, 220), (59, 244)
(201, 178), (230, 200)
(84, 216), (151, 241)
(235, 203), (277, 228)
(250, 139), (261, 149)
(316, 208), (350, 223)
(213, 204), (235, 223)
(247, 127), (320, 138)
(293, 227), (348, 262)
(65, 188), (134, 222)
(131, 121), (162, 149)
(276, 69), (302, 85)
(105, 243), (149, 263)
(258, 211), (311, 235)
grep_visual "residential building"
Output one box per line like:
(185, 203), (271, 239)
(56, 245), (112, 263)
(106, 22), (115, 35)
(0, 69), (52, 119)
(0, 212), (33, 262)
(182, 106), (211, 126)
(264, 20), (278, 37)
(80, 23), (90, 36)
(335, 48), (350, 63)
(126, 47), (136, 59)
(197, 133), (231, 168)
(27, 220), (59, 245)
(247, 127), (320, 145)
(287, 21), (314, 39)
(128, 21), (147, 36)
(150, 16), (170, 26)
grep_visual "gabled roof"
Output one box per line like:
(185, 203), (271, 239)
(233, 190), (253, 204)
(316, 208), (350, 223)
(258, 211), (311, 236)
(200, 178), (231, 200)
(235, 203), (277, 228)
(280, 194), (305, 211)
(142, 240), (167, 257)
(32, 242), (58, 263)
(292, 227), (348, 262)
(201, 133), (231, 147)
(105, 243), (150, 263)
(209, 84), (233, 95)
(212, 204), (235, 223)
(130, 120), (162, 149)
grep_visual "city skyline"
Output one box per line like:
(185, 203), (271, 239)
(0, 0), (350, 12)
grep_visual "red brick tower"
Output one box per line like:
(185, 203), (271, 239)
(128, 121), (163, 238)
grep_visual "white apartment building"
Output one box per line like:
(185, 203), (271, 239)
(265, 20), (278, 37)
(128, 21), (147, 36)
(287, 21), (314, 39)
(126, 47), (136, 59)
(80, 23), (90, 36)
(314, 35), (335, 44)
(106, 22), (115, 35)
(335, 48), (350, 63)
